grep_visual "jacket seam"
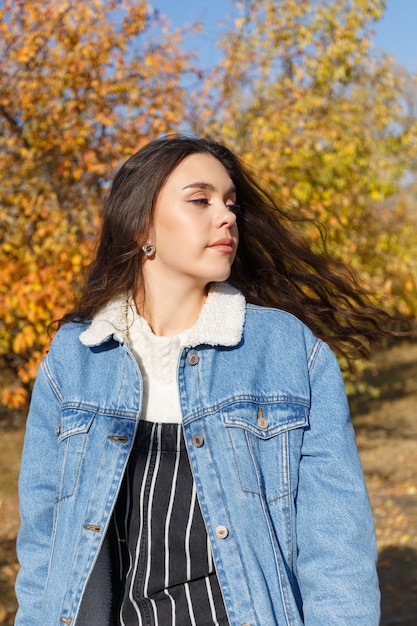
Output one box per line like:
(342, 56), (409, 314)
(43, 357), (63, 403)
(306, 338), (322, 374)
(182, 395), (310, 423)
(59, 402), (140, 420)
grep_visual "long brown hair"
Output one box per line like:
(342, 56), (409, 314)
(62, 135), (406, 359)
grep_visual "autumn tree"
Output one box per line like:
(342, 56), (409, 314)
(1, 0), (417, 407)
(0, 0), (198, 407)
(195, 0), (417, 333)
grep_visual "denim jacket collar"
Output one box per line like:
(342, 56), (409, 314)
(79, 281), (246, 348)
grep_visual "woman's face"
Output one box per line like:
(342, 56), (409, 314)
(146, 153), (239, 291)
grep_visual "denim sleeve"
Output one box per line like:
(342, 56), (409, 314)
(15, 357), (61, 625)
(296, 340), (380, 625)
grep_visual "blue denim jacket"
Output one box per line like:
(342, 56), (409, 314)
(15, 285), (380, 625)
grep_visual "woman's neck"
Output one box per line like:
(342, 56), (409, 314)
(134, 280), (208, 337)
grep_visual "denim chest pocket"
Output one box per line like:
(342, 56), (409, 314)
(56, 408), (96, 501)
(223, 402), (308, 502)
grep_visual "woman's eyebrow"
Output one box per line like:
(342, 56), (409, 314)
(182, 182), (236, 193)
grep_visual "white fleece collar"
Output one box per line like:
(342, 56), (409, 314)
(79, 282), (246, 348)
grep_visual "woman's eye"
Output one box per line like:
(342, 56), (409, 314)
(228, 203), (241, 216)
(189, 198), (209, 206)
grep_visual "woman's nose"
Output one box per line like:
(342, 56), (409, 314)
(214, 203), (238, 228)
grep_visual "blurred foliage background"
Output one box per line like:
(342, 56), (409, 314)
(1, 0), (416, 408)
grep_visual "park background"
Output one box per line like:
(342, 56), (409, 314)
(0, 0), (416, 623)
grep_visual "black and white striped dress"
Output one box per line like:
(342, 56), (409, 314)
(109, 307), (230, 625)
(111, 421), (228, 625)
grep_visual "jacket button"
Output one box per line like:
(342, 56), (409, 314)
(83, 524), (101, 533)
(187, 353), (199, 365)
(107, 435), (129, 443)
(257, 416), (269, 429)
(215, 525), (229, 539)
(55, 424), (61, 436)
(241, 623), (252, 626)
(192, 435), (204, 447)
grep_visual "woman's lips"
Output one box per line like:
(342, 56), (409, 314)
(208, 238), (234, 253)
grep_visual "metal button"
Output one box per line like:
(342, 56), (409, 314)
(107, 435), (129, 443)
(241, 623), (252, 626)
(192, 435), (204, 448)
(257, 416), (269, 429)
(187, 353), (199, 365)
(257, 407), (268, 429)
(55, 424), (61, 436)
(215, 525), (229, 539)
(83, 524), (101, 533)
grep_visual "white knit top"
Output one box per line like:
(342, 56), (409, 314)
(126, 313), (183, 423)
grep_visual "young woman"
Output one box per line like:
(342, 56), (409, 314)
(15, 136), (390, 625)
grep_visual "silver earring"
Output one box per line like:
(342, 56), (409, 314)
(142, 243), (156, 257)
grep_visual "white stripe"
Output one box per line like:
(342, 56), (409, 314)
(112, 504), (123, 581)
(185, 482), (197, 579)
(118, 474), (132, 626)
(163, 425), (182, 625)
(149, 597), (158, 625)
(127, 423), (157, 625)
(207, 533), (214, 573)
(184, 581), (197, 626)
(144, 424), (163, 625)
(205, 576), (220, 626)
